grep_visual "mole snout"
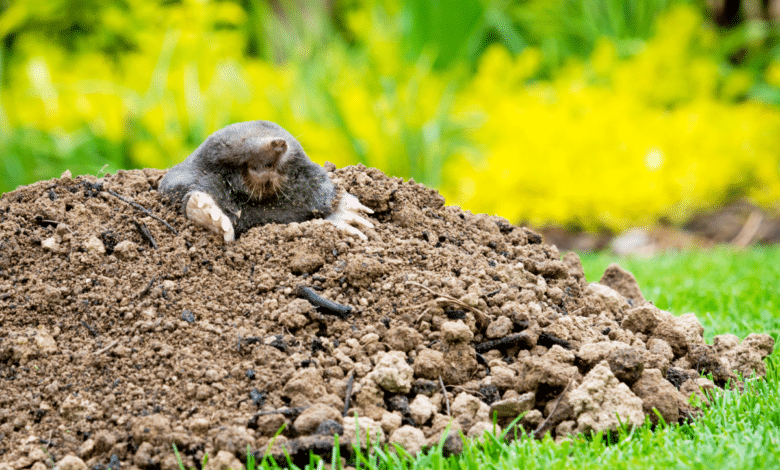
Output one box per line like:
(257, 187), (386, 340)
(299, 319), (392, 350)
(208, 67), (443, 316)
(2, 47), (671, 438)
(243, 137), (291, 200)
(260, 138), (287, 162)
(249, 138), (288, 169)
(269, 139), (286, 155)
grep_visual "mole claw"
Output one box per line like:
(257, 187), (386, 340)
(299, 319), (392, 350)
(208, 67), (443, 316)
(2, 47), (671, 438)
(342, 193), (373, 213)
(326, 192), (374, 240)
(340, 223), (368, 240)
(186, 191), (236, 242)
(348, 213), (374, 229)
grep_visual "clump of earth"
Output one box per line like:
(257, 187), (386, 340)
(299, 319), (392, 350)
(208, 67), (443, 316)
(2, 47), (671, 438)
(0, 165), (774, 470)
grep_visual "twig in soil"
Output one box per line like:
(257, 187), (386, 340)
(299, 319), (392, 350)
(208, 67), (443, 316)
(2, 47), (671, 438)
(39, 438), (58, 448)
(251, 407), (307, 418)
(483, 288), (501, 299)
(137, 276), (157, 298)
(240, 336), (264, 348)
(533, 376), (574, 439)
(296, 285), (352, 319)
(474, 332), (535, 354)
(451, 386), (487, 400)
(132, 220), (158, 249)
(405, 281), (489, 325)
(81, 321), (98, 337)
(439, 375), (450, 417)
(343, 371), (355, 417)
(104, 188), (179, 235)
(34, 216), (74, 234)
(475, 352), (490, 374)
(537, 331), (572, 350)
(568, 306), (584, 316)
(93, 340), (119, 355)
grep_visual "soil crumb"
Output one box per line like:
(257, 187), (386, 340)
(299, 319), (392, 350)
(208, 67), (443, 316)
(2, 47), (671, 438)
(0, 165), (774, 468)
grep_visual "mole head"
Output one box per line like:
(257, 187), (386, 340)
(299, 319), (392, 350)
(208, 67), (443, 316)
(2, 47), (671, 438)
(207, 121), (307, 201)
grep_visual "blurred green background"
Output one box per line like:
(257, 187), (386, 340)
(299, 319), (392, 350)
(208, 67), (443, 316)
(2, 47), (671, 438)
(1, 0), (779, 232)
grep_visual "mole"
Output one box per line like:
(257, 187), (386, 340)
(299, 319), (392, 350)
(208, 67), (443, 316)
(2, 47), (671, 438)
(159, 120), (374, 241)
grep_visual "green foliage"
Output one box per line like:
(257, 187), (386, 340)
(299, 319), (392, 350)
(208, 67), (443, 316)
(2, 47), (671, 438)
(512, 0), (695, 71)
(400, 0), (527, 69)
(0, 127), (128, 193)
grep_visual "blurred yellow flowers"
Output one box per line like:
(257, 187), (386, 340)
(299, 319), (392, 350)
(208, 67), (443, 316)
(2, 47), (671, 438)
(2, 2), (779, 232)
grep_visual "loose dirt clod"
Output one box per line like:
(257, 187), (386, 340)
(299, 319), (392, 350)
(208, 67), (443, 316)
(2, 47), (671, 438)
(0, 165), (775, 468)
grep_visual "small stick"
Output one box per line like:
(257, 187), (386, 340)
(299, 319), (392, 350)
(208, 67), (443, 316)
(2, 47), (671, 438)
(343, 371), (355, 417)
(39, 438), (57, 448)
(93, 340), (119, 355)
(533, 377), (574, 439)
(105, 188), (179, 235)
(474, 332), (534, 353)
(483, 288), (501, 299)
(439, 375), (450, 417)
(137, 276), (157, 298)
(81, 321), (98, 337)
(132, 220), (158, 249)
(406, 281), (488, 325)
(296, 285), (352, 319)
(537, 331), (572, 350)
(415, 306), (433, 323)
(251, 407), (307, 418)
(475, 352), (490, 374)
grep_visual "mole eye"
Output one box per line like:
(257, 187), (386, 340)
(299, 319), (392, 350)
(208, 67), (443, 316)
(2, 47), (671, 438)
(264, 162), (274, 169)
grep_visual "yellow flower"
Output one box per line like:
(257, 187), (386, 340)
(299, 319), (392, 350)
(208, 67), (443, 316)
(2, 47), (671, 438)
(443, 4), (780, 231)
(766, 61), (780, 88)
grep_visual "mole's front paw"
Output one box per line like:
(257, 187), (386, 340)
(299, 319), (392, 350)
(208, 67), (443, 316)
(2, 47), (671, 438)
(326, 192), (374, 240)
(185, 191), (236, 242)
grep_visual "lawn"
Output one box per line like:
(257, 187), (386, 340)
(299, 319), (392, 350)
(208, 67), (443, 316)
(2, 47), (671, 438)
(216, 245), (780, 469)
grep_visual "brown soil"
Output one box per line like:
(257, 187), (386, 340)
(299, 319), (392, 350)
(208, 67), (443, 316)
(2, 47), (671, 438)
(0, 166), (774, 470)
(538, 200), (780, 254)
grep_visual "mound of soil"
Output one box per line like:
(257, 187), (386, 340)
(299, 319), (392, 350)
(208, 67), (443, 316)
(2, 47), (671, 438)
(0, 165), (774, 469)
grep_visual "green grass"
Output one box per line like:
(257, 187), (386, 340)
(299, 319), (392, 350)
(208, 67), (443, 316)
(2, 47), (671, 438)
(0, 127), (130, 194)
(175, 246), (780, 470)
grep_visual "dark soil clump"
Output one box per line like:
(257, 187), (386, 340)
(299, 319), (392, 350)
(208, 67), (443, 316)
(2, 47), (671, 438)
(0, 165), (774, 469)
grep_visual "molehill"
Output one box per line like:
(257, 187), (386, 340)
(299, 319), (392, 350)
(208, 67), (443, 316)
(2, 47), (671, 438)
(0, 164), (774, 470)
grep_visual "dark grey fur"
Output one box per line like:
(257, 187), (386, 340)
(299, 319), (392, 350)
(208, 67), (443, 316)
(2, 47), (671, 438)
(159, 121), (336, 236)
